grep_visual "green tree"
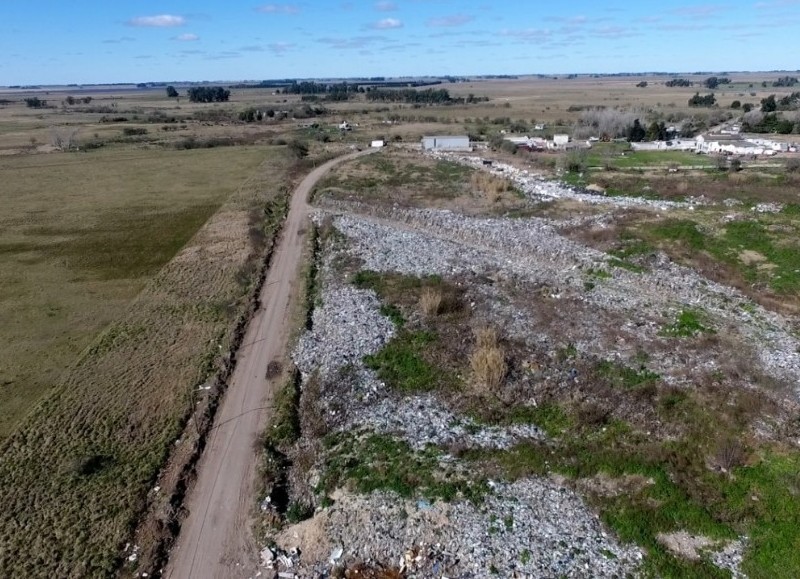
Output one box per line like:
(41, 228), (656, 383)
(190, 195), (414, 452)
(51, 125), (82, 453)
(761, 95), (777, 113)
(688, 92), (717, 107)
(166, 85), (179, 98)
(24, 97), (47, 108)
(742, 103), (754, 113)
(646, 121), (667, 141)
(187, 86), (230, 103)
(731, 100), (741, 109)
(628, 119), (646, 142)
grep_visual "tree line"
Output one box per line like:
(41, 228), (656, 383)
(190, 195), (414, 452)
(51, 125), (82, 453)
(186, 86), (230, 103)
(364, 88), (488, 105)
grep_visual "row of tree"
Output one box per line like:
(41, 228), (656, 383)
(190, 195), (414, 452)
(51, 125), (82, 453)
(703, 76), (730, 89)
(742, 112), (796, 134)
(666, 78), (693, 87)
(626, 119), (675, 142)
(772, 76), (798, 87)
(665, 77), (730, 89)
(186, 86), (230, 103)
(63, 96), (93, 105)
(761, 92), (800, 112)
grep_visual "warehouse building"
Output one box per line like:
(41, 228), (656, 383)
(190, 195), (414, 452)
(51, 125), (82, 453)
(421, 135), (471, 151)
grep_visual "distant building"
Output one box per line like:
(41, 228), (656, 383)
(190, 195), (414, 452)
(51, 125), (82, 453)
(370, 140), (385, 148)
(421, 135), (471, 151)
(696, 135), (765, 156)
(553, 134), (570, 148)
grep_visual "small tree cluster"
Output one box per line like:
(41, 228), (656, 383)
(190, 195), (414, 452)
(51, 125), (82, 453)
(688, 92), (717, 107)
(773, 76), (798, 88)
(187, 86), (230, 103)
(166, 85), (179, 98)
(573, 107), (641, 140)
(666, 78), (693, 87)
(704, 76), (731, 90)
(24, 97), (47, 108)
(238, 108), (264, 122)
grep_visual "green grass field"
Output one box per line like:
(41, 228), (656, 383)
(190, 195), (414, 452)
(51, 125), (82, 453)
(0, 147), (268, 439)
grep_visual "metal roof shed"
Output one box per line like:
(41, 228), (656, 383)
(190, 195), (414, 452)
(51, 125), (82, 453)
(421, 135), (471, 151)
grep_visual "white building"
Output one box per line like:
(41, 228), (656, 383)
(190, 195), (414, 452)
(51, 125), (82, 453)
(421, 135), (471, 151)
(370, 140), (385, 148)
(553, 134), (570, 147)
(696, 135), (765, 156)
(631, 139), (696, 152)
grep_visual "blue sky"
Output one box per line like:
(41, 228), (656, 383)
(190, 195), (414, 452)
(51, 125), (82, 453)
(1, 1), (799, 85)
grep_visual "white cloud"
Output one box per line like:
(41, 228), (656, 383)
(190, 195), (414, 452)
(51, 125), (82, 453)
(127, 14), (186, 28)
(256, 4), (300, 14)
(372, 17), (403, 29)
(375, 1), (397, 10)
(174, 33), (199, 41)
(427, 14), (473, 27)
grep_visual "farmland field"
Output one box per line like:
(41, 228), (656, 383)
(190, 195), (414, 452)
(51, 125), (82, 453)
(0, 147), (268, 438)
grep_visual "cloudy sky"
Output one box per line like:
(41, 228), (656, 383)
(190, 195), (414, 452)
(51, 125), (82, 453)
(1, 0), (799, 85)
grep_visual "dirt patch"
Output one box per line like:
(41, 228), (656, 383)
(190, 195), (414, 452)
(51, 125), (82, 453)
(739, 250), (767, 265)
(657, 531), (717, 561)
(577, 472), (655, 499)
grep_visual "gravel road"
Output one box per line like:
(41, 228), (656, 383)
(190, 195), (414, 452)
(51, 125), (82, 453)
(164, 150), (376, 579)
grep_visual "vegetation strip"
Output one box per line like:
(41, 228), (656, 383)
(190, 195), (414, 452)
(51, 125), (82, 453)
(123, 186), (292, 577)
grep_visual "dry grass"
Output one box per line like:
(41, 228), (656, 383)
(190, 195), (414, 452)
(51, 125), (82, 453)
(419, 286), (443, 316)
(469, 327), (507, 394)
(0, 146), (293, 578)
(470, 172), (515, 200)
(474, 326), (499, 348)
(0, 146), (268, 439)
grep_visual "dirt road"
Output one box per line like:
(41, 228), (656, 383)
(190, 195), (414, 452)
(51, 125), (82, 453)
(165, 149), (374, 579)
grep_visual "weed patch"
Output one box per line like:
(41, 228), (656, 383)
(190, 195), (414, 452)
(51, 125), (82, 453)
(364, 331), (439, 392)
(661, 309), (714, 338)
(319, 433), (488, 504)
(597, 360), (660, 390)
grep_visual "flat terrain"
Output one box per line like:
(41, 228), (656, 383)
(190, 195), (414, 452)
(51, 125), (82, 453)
(0, 143), (293, 577)
(0, 147), (268, 439)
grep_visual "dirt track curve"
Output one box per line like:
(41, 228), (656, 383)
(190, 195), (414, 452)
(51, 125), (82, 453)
(165, 149), (375, 579)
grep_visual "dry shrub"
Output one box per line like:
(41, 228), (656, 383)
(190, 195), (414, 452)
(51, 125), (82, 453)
(419, 287), (443, 316)
(470, 172), (514, 200)
(470, 327), (507, 394)
(474, 326), (499, 348)
(712, 437), (747, 472)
